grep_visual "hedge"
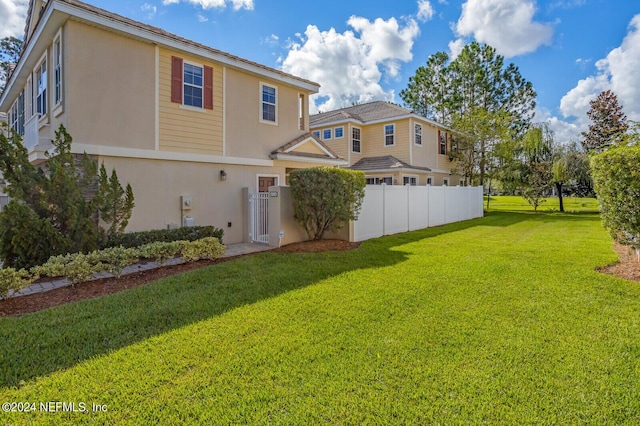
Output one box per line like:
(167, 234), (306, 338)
(102, 225), (224, 249)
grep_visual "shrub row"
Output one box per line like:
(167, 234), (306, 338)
(0, 237), (226, 299)
(102, 225), (224, 249)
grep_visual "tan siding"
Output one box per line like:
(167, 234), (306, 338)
(361, 120), (410, 163)
(292, 141), (325, 155)
(65, 21), (155, 150)
(158, 48), (224, 155)
(225, 69), (314, 159)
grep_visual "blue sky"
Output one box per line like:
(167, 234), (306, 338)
(2, 0), (639, 142)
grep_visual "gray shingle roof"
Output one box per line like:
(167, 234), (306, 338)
(310, 101), (413, 126)
(350, 156), (431, 172)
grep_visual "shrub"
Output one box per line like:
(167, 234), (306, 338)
(591, 144), (640, 261)
(180, 237), (226, 262)
(98, 246), (139, 278)
(104, 225), (224, 249)
(0, 268), (34, 299)
(289, 167), (366, 240)
(138, 241), (182, 265)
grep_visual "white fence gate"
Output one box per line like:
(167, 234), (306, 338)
(249, 192), (270, 243)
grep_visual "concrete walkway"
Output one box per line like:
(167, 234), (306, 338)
(7, 242), (272, 298)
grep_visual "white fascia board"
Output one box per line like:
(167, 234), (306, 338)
(72, 143), (274, 167)
(54, 2), (320, 93)
(356, 167), (431, 174)
(271, 153), (348, 166)
(309, 118), (361, 129)
(310, 114), (451, 132)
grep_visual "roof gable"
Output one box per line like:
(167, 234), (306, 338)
(270, 134), (347, 166)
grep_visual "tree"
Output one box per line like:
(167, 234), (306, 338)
(0, 36), (22, 93)
(591, 144), (640, 262)
(581, 90), (629, 154)
(401, 42), (536, 186)
(95, 164), (135, 237)
(0, 125), (134, 268)
(520, 123), (554, 212)
(289, 167), (365, 240)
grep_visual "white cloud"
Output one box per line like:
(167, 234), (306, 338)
(162, 0), (253, 11)
(261, 34), (279, 47)
(560, 14), (640, 124)
(448, 38), (465, 60)
(141, 3), (157, 20)
(455, 0), (553, 57)
(197, 13), (209, 22)
(282, 17), (420, 113)
(417, 0), (435, 22)
(534, 107), (582, 144)
(0, 0), (29, 38)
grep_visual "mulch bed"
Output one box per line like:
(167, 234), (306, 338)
(0, 239), (360, 317)
(598, 242), (640, 282)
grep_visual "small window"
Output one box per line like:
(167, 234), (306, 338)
(335, 127), (344, 138)
(54, 35), (62, 106)
(443, 178), (449, 186)
(184, 63), (203, 108)
(366, 177), (392, 185)
(352, 127), (361, 153)
(439, 131), (447, 155)
(403, 176), (417, 186)
(426, 177), (433, 186)
(385, 124), (395, 146)
(261, 83), (277, 123)
(414, 123), (422, 145)
(312, 130), (320, 138)
(459, 179), (465, 186)
(36, 58), (47, 116)
(323, 129), (332, 140)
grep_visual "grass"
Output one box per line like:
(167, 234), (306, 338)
(1, 211), (639, 424)
(485, 195), (600, 213)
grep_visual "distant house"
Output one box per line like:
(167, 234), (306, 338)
(310, 101), (462, 186)
(0, 0), (346, 244)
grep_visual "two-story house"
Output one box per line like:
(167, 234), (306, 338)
(310, 101), (462, 186)
(0, 0), (346, 244)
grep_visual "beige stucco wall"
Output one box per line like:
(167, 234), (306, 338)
(158, 48), (224, 155)
(225, 68), (312, 159)
(65, 20), (155, 150)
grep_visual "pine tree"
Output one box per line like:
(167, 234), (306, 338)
(581, 90), (628, 154)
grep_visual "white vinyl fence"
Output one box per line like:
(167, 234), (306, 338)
(352, 185), (484, 242)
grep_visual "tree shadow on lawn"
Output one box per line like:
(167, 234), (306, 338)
(0, 211), (557, 388)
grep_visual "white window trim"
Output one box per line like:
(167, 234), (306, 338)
(34, 51), (48, 124)
(312, 130), (321, 138)
(426, 176), (434, 186)
(414, 123), (422, 146)
(183, 60), (205, 110)
(366, 176), (393, 185)
(334, 126), (344, 139)
(443, 178), (449, 186)
(351, 126), (362, 153)
(52, 28), (63, 115)
(384, 124), (395, 147)
(259, 82), (278, 126)
(403, 175), (419, 186)
(25, 75), (33, 120)
(323, 128), (332, 140)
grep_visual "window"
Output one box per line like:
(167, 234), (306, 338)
(54, 35), (62, 106)
(403, 176), (417, 186)
(36, 58), (47, 116)
(298, 93), (305, 130)
(183, 63), (203, 108)
(334, 127), (344, 138)
(443, 178), (449, 186)
(261, 83), (277, 123)
(414, 123), (422, 145)
(439, 130), (447, 155)
(451, 135), (458, 153)
(426, 177), (433, 186)
(323, 128), (332, 140)
(170, 56), (213, 109)
(352, 127), (361, 153)
(8, 90), (25, 135)
(384, 124), (395, 146)
(312, 130), (320, 138)
(459, 179), (465, 186)
(366, 177), (393, 185)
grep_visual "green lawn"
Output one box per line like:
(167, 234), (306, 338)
(1, 211), (639, 424)
(486, 195), (600, 213)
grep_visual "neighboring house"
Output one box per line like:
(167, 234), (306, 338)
(0, 0), (345, 244)
(310, 101), (462, 186)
